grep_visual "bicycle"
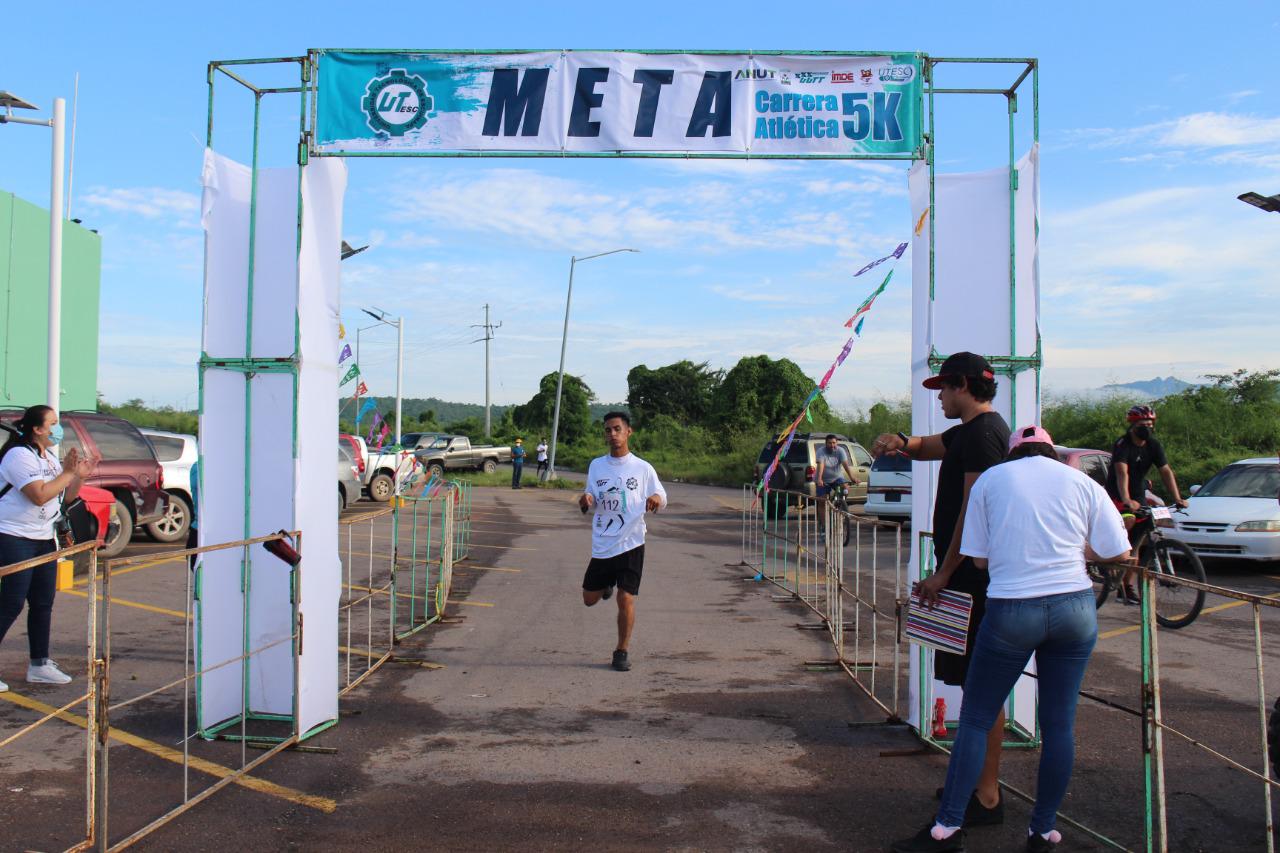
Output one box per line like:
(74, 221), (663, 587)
(1086, 505), (1207, 629)
(824, 482), (853, 547)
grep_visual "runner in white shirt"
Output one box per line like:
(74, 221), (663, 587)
(535, 438), (549, 481)
(578, 411), (667, 672)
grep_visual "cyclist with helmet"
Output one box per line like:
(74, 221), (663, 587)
(1104, 404), (1188, 602)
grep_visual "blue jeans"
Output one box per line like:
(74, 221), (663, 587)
(0, 534), (59, 662)
(511, 461), (523, 488)
(936, 589), (1097, 834)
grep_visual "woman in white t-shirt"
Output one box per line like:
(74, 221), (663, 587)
(893, 426), (1132, 853)
(0, 405), (96, 693)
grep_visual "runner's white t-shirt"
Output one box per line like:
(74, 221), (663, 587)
(584, 452), (667, 559)
(536, 443), (548, 462)
(961, 455), (1130, 599)
(0, 445), (63, 540)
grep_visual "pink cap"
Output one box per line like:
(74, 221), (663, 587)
(1010, 424), (1054, 450)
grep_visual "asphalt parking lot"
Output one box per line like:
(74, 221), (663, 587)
(1, 484), (1276, 851)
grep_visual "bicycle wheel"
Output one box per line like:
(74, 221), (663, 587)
(1146, 538), (1207, 629)
(838, 499), (852, 546)
(1086, 562), (1112, 609)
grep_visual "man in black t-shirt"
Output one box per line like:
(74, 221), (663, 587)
(874, 351), (1010, 828)
(1105, 404), (1188, 602)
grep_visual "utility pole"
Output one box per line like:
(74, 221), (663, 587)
(471, 304), (502, 437)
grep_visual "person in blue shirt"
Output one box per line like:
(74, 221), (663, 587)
(511, 438), (525, 489)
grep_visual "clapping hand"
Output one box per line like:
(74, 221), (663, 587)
(64, 448), (96, 479)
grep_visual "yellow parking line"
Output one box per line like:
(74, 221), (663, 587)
(61, 588), (187, 620)
(0, 691), (336, 813)
(454, 564), (522, 573)
(455, 600), (494, 608)
(1100, 590), (1280, 640)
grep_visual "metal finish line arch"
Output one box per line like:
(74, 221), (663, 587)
(197, 49), (1039, 747)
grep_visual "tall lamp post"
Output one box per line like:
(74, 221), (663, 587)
(1, 91), (66, 412)
(361, 307), (404, 445)
(547, 248), (638, 480)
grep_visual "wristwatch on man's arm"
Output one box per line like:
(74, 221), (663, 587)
(896, 432), (911, 457)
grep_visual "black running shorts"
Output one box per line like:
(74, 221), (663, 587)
(582, 545), (645, 596)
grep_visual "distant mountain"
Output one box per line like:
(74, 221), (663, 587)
(1098, 376), (1198, 399)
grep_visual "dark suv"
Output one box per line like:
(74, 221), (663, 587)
(0, 409), (166, 557)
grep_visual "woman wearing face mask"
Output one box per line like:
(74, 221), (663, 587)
(0, 405), (96, 692)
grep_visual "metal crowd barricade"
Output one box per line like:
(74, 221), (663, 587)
(339, 507), (395, 694)
(1140, 570), (1279, 852)
(393, 479), (470, 642)
(739, 485), (910, 723)
(0, 540), (99, 852)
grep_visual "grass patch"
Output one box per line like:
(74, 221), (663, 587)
(455, 471), (583, 490)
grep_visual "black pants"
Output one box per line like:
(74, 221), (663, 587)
(0, 534), (58, 661)
(536, 460), (548, 480)
(512, 462), (523, 488)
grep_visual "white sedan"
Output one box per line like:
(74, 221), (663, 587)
(1174, 457), (1280, 562)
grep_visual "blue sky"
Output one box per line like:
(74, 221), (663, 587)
(2, 2), (1278, 412)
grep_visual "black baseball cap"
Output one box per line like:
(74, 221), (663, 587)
(922, 351), (995, 390)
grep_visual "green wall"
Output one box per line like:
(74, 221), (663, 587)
(0, 188), (101, 411)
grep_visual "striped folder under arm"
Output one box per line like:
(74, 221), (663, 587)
(905, 584), (974, 655)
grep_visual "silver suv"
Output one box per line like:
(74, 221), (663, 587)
(754, 432), (872, 503)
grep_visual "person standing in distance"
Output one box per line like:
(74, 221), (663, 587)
(872, 352), (1010, 828)
(535, 437), (549, 481)
(578, 412), (667, 672)
(511, 437), (525, 489)
(0, 406), (97, 692)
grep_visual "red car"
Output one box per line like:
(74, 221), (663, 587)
(1057, 446), (1160, 505)
(77, 484), (120, 547)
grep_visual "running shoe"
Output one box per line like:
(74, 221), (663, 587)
(1025, 830), (1060, 852)
(933, 788), (1004, 827)
(611, 649), (631, 672)
(27, 660), (72, 684)
(890, 824), (965, 852)
(0, 677), (8, 693)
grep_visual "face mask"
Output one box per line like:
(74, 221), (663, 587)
(1132, 425), (1152, 441)
(48, 423), (64, 445)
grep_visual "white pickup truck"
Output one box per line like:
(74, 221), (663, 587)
(363, 448), (421, 502)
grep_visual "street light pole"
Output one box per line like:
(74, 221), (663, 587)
(546, 248), (638, 480)
(360, 307), (404, 445)
(1, 92), (66, 412)
(47, 98), (64, 413)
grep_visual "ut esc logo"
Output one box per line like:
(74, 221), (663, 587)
(362, 69), (433, 137)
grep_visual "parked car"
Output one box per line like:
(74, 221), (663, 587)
(863, 444), (1142, 524)
(864, 452), (912, 520)
(338, 444), (362, 510)
(78, 484), (121, 548)
(140, 429), (197, 544)
(398, 432), (448, 452)
(0, 409), (166, 558)
(753, 433), (872, 505)
(364, 449), (422, 503)
(340, 433), (368, 478)
(415, 435), (514, 479)
(1173, 457), (1280, 562)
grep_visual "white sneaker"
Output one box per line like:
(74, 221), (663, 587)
(27, 660), (72, 684)
(0, 677), (8, 692)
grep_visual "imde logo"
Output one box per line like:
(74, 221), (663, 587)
(831, 71), (857, 84)
(361, 68), (433, 137)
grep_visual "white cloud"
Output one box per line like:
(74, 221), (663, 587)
(80, 186), (200, 224)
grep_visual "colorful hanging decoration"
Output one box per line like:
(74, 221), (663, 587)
(914, 207), (930, 236)
(852, 242), (907, 278)
(339, 343), (353, 364)
(353, 381), (368, 398)
(365, 411), (383, 444)
(355, 397), (377, 426)
(338, 322), (346, 340)
(758, 242), (909, 495)
(340, 363), (361, 386)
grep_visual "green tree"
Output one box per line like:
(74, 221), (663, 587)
(512, 373), (596, 444)
(710, 355), (830, 433)
(626, 360), (723, 427)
